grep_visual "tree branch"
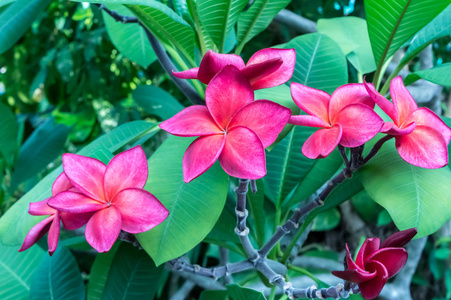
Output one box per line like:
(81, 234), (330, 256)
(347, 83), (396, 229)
(274, 9), (317, 33)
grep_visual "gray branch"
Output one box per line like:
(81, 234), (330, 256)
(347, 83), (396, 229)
(274, 9), (317, 33)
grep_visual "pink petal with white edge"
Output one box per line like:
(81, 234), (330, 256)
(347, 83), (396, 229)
(63, 154), (106, 201)
(113, 188), (169, 234)
(198, 51), (245, 84)
(290, 82), (330, 123)
(246, 48), (295, 90)
(52, 172), (73, 195)
(289, 115), (330, 128)
(219, 126), (266, 179)
(206, 65), (254, 129)
(183, 134), (226, 183)
(241, 58), (283, 89)
(331, 269), (376, 284)
(329, 83), (376, 122)
(405, 107), (451, 143)
(396, 125), (449, 168)
(18, 216), (54, 252)
(367, 248), (407, 278)
(302, 124), (342, 159)
(60, 211), (94, 230)
(85, 206), (122, 252)
(48, 191), (108, 213)
(364, 79), (398, 124)
(382, 121), (416, 136)
(356, 238), (380, 269)
(104, 146), (148, 201)
(160, 105), (223, 135)
(358, 260), (388, 300)
(390, 76), (418, 124)
(47, 211), (60, 255)
(335, 104), (383, 147)
(172, 67), (199, 79)
(227, 100), (291, 147)
(29, 199), (55, 216)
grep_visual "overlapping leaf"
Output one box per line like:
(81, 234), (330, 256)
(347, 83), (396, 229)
(404, 62), (451, 87)
(133, 85), (184, 120)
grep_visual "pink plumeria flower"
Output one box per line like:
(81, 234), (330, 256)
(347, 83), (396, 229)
(289, 83), (384, 159)
(332, 228), (417, 300)
(160, 65), (291, 182)
(19, 173), (92, 255)
(364, 77), (451, 168)
(48, 146), (169, 252)
(173, 48), (296, 90)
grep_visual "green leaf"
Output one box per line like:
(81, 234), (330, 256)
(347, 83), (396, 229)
(226, 284), (266, 300)
(199, 290), (228, 300)
(311, 208), (341, 231)
(103, 4), (157, 68)
(133, 85), (184, 120)
(0, 0), (15, 7)
(359, 140), (451, 238)
(247, 179), (265, 247)
(351, 189), (383, 223)
(236, 0), (290, 50)
(286, 33), (348, 94)
(30, 247), (84, 300)
(187, 0), (217, 52)
(87, 243), (120, 299)
(377, 209), (393, 227)
(0, 244), (44, 299)
(0, 0), (52, 54)
(0, 121), (159, 246)
(11, 119), (71, 188)
(137, 136), (229, 266)
(317, 17), (376, 74)
(365, 0), (451, 68)
(404, 62), (451, 87)
(0, 102), (18, 166)
(197, 0), (248, 53)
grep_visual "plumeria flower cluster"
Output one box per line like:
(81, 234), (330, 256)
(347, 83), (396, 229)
(20, 146), (169, 254)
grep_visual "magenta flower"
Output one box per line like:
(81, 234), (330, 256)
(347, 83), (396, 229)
(19, 173), (92, 255)
(160, 65), (291, 182)
(48, 146), (169, 252)
(332, 228), (417, 300)
(173, 48), (296, 90)
(289, 83), (384, 159)
(364, 77), (451, 168)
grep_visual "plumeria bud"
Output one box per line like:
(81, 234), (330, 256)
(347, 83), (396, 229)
(380, 227), (418, 248)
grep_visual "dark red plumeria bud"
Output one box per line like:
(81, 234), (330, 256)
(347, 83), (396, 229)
(332, 228), (417, 300)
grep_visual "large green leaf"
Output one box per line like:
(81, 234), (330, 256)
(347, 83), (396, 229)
(30, 247), (84, 300)
(0, 121), (159, 246)
(0, 0), (52, 54)
(226, 284), (266, 300)
(133, 85), (184, 120)
(103, 4), (157, 68)
(359, 140), (451, 238)
(0, 102), (18, 166)
(11, 119), (71, 188)
(137, 136), (229, 266)
(0, 0), (15, 7)
(0, 244), (44, 300)
(404, 62), (451, 87)
(197, 0), (248, 53)
(187, 0), (217, 52)
(236, 0), (290, 50)
(286, 33), (348, 94)
(365, 0), (451, 68)
(317, 17), (376, 74)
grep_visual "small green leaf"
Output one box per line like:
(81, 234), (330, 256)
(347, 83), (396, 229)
(227, 284), (266, 300)
(311, 208), (341, 231)
(133, 85), (184, 120)
(377, 209), (392, 227)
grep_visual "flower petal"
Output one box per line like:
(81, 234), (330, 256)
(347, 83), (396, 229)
(302, 124), (342, 159)
(390, 76), (418, 124)
(332, 269), (376, 284)
(85, 206), (122, 252)
(172, 67), (199, 79)
(345, 244), (367, 273)
(381, 121), (416, 136)
(47, 211), (60, 255)
(245, 48), (295, 89)
(52, 172), (73, 195)
(63, 153), (106, 201)
(358, 260), (388, 300)
(364, 79), (398, 124)
(366, 248), (408, 278)
(198, 51), (245, 84)
(242, 58), (283, 88)
(219, 126), (266, 179)
(356, 238), (380, 269)
(289, 115), (330, 128)
(60, 211), (94, 230)
(183, 134), (226, 183)
(29, 199), (55, 216)
(18, 216), (54, 252)
(104, 146), (148, 201)
(329, 83), (376, 122)
(381, 228), (418, 248)
(335, 104), (383, 147)
(113, 188), (169, 234)
(290, 82), (330, 123)
(160, 105), (223, 135)
(206, 65), (254, 129)
(405, 107), (451, 143)
(396, 125), (449, 168)
(228, 100), (291, 147)
(48, 191), (108, 213)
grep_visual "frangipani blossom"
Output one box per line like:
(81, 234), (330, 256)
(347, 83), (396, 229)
(289, 83), (384, 159)
(160, 65), (291, 182)
(364, 77), (451, 168)
(173, 48), (296, 90)
(48, 146), (169, 252)
(332, 228), (417, 300)
(19, 173), (92, 255)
